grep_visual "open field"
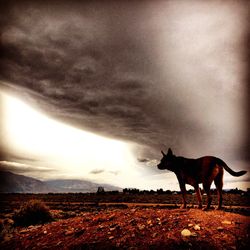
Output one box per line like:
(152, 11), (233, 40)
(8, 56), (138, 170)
(0, 193), (249, 249)
(1, 192), (250, 215)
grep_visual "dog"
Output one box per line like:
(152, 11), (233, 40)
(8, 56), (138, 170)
(157, 148), (247, 210)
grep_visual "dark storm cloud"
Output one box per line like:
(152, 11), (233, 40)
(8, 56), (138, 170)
(90, 169), (105, 175)
(0, 161), (54, 175)
(137, 158), (150, 163)
(0, 0), (249, 166)
(0, 0), (177, 155)
(0, 151), (37, 163)
(137, 158), (151, 163)
(90, 169), (120, 176)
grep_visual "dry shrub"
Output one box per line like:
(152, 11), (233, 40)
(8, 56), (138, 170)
(13, 200), (53, 227)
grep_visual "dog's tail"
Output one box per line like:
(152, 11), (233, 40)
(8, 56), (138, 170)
(217, 158), (247, 177)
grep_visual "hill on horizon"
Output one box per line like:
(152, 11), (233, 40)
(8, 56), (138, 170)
(0, 170), (121, 193)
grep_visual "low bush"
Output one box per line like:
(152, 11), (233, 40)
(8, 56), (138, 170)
(13, 200), (53, 227)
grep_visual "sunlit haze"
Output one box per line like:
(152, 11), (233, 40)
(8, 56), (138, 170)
(1, 91), (142, 187)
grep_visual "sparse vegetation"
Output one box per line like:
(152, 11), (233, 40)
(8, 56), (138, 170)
(97, 186), (105, 194)
(13, 199), (53, 227)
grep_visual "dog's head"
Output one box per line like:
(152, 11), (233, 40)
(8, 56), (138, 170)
(157, 148), (176, 171)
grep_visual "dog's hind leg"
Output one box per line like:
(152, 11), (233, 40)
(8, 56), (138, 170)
(214, 170), (224, 210)
(178, 179), (187, 209)
(203, 164), (221, 210)
(194, 184), (202, 209)
(202, 182), (212, 210)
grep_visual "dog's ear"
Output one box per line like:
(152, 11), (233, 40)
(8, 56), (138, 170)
(161, 150), (166, 157)
(167, 148), (173, 156)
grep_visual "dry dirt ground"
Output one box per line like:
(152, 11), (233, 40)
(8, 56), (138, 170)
(1, 208), (249, 250)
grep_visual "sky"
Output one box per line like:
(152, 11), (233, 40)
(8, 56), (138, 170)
(0, 0), (249, 190)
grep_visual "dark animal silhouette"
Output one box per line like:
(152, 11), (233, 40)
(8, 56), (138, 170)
(157, 148), (247, 210)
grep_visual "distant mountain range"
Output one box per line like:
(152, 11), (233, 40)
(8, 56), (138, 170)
(0, 171), (121, 193)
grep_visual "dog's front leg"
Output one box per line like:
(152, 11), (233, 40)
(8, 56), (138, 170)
(178, 180), (187, 209)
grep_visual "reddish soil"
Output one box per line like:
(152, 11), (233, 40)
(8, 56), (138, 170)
(1, 208), (249, 250)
